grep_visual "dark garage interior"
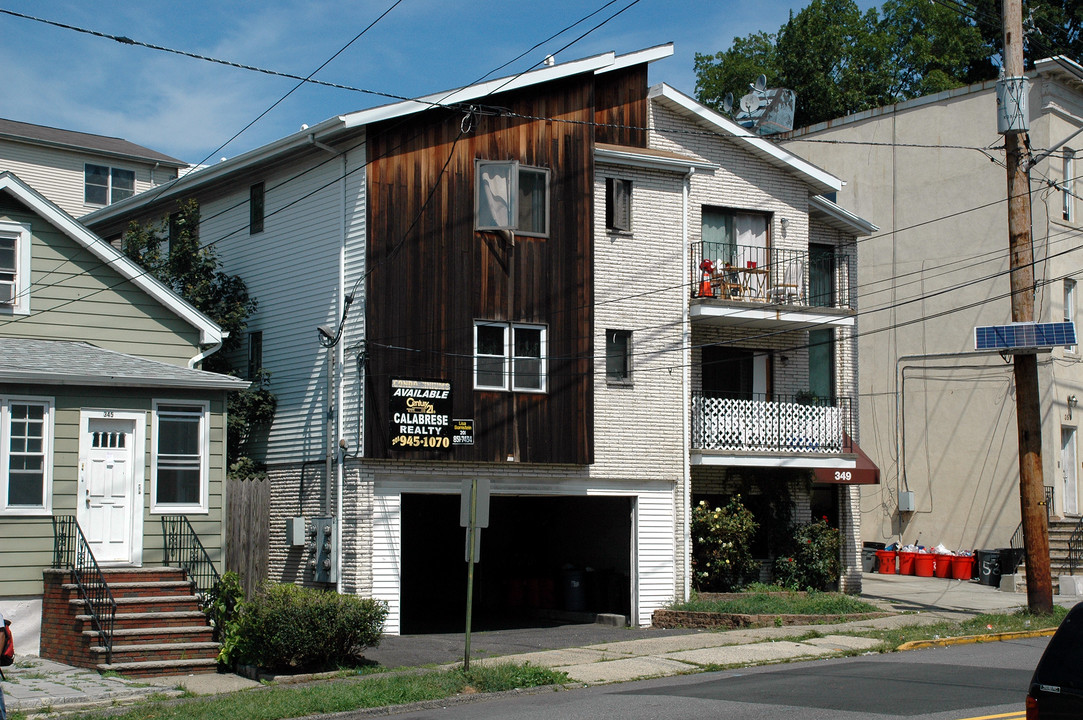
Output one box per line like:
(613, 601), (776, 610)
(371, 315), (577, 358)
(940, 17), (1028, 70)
(399, 493), (633, 634)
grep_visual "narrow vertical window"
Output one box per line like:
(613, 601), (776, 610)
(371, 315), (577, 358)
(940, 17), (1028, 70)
(606, 178), (632, 232)
(1066, 279), (1077, 354)
(0, 236), (16, 306)
(512, 326), (545, 391)
(474, 323), (508, 390)
(605, 329), (632, 383)
(247, 331), (264, 379)
(1065, 149), (1076, 222)
(250, 182), (265, 234)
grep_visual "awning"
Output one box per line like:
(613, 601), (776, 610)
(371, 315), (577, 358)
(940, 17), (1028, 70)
(813, 435), (880, 485)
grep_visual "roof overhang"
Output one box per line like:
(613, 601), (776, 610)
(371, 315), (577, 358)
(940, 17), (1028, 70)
(0, 369), (248, 391)
(692, 451), (858, 469)
(690, 301), (856, 330)
(648, 83), (843, 195)
(810, 195), (878, 236)
(813, 436), (880, 484)
(0, 172), (225, 345)
(595, 142), (718, 173)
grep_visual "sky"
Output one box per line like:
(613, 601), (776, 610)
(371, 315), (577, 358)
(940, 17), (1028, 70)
(1, 1), (848, 165)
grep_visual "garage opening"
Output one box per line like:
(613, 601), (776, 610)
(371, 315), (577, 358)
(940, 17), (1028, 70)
(400, 493), (633, 634)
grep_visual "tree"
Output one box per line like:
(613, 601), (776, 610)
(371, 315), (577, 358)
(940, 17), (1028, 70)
(123, 200), (275, 476)
(695, 0), (992, 129)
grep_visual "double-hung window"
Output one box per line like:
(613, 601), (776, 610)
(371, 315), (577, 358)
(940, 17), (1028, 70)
(475, 160), (549, 236)
(152, 401), (209, 513)
(474, 321), (547, 392)
(85, 164), (135, 206)
(0, 221), (31, 314)
(0, 397), (53, 514)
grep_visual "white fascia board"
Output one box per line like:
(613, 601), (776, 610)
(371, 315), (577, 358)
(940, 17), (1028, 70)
(691, 452), (858, 468)
(809, 195), (878, 235)
(596, 44), (674, 74)
(689, 303), (856, 329)
(1035, 56), (1083, 82)
(0, 172), (225, 345)
(595, 146), (717, 173)
(0, 370), (250, 390)
(343, 53), (618, 129)
(648, 83), (842, 194)
(80, 115), (348, 226)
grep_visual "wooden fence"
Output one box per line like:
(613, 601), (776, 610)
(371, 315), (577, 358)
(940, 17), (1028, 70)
(226, 476), (270, 599)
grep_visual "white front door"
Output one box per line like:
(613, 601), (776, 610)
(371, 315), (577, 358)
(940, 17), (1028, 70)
(78, 412), (145, 565)
(1064, 427), (1078, 516)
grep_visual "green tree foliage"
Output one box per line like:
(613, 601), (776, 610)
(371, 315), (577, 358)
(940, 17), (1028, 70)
(695, 0), (992, 129)
(773, 516), (841, 591)
(690, 496), (760, 592)
(122, 200), (275, 474)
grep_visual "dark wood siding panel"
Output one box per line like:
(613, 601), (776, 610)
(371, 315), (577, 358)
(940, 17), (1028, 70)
(594, 66), (648, 148)
(365, 75), (595, 464)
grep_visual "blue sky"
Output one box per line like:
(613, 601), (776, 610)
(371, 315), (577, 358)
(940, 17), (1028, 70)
(2, 1), (854, 165)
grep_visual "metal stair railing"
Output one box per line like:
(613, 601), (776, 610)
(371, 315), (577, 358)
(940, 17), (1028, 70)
(52, 516), (117, 665)
(161, 515), (221, 605)
(1068, 515), (1083, 575)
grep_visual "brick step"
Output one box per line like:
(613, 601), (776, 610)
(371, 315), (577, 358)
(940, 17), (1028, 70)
(64, 580), (194, 599)
(71, 594), (203, 614)
(94, 567), (189, 584)
(91, 640), (220, 665)
(97, 657), (219, 679)
(85, 626), (215, 645)
(78, 610), (208, 630)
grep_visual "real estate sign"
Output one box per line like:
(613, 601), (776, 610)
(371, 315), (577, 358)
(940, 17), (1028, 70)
(389, 378), (452, 449)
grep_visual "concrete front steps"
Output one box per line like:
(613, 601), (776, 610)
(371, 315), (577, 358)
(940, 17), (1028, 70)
(42, 567), (220, 678)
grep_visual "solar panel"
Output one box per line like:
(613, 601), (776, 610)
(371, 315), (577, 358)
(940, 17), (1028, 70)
(974, 321), (1076, 351)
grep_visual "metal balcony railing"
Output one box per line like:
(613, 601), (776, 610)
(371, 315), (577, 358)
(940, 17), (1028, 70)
(691, 242), (851, 309)
(691, 392), (854, 454)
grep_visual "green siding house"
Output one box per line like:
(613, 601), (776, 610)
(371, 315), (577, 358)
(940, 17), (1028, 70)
(0, 171), (247, 655)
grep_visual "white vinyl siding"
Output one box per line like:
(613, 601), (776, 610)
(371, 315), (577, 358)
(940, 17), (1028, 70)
(205, 143), (358, 464)
(0, 140), (177, 218)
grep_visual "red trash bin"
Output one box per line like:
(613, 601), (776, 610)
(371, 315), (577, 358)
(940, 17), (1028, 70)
(914, 553), (935, 577)
(875, 550), (897, 574)
(951, 555), (974, 580)
(898, 551), (917, 575)
(934, 554), (954, 578)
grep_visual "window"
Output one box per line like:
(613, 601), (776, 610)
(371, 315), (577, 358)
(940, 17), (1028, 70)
(152, 401), (209, 512)
(250, 182), (265, 234)
(808, 328), (836, 400)
(701, 208), (767, 268)
(475, 160), (550, 236)
(247, 331), (264, 379)
(606, 178), (632, 232)
(606, 329), (632, 383)
(0, 397), (53, 514)
(1065, 150), (1076, 222)
(85, 164), (135, 206)
(1066, 279), (1077, 354)
(0, 221), (31, 314)
(474, 321), (547, 392)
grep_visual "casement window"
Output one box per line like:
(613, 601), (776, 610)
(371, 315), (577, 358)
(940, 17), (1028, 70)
(1065, 150), (1076, 222)
(250, 182), (265, 234)
(605, 329), (632, 383)
(0, 221), (31, 314)
(152, 401), (209, 513)
(85, 164), (135, 206)
(474, 321), (547, 392)
(475, 160), (550, 236)
(606, 178), (632, 232)
(0, 397), (53, 514)
(1066, 279), (1077, 354)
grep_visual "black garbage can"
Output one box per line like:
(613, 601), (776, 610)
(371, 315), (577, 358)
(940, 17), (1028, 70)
(997, 547), (1025, 575)
(976, 549), (1001, 587)
(862, 542), (885, 573)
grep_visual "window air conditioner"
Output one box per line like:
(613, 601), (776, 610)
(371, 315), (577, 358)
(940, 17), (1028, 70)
(0, 280), (14, 305)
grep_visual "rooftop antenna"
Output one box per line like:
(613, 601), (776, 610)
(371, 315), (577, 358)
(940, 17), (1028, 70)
(722, 93), (734, 114)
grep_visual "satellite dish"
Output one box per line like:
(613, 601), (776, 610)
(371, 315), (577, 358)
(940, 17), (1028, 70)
(723, 93), (734, 114)
(753, 74), (767, 92)
(739, 92), (761, 115)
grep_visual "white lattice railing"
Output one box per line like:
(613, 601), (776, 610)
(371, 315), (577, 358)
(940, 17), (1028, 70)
(691, 393), (852, 454)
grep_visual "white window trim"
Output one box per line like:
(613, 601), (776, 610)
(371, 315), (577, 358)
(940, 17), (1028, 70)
(1067, 278), (1077, 355)
(150, 399), (210, 514)
(1065, 150), (1076, 223)
(474, 159), (551, 237)
(0, 221), (31, 315)
(0, 396), (54, 516)
(84, 163), (136, 206)
(473, 321), (548, 393)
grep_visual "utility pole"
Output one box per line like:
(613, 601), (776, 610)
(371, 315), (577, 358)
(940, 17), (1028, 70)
(1001, 0), (1053, 613)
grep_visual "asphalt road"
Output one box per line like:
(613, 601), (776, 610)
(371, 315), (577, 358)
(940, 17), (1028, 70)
(351, 636), (1049, 720)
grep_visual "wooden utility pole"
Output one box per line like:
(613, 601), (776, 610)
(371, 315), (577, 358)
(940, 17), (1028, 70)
(1002, 0), (1053, 613)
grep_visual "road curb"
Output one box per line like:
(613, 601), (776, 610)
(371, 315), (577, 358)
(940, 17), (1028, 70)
(897, 627), (1057, 651)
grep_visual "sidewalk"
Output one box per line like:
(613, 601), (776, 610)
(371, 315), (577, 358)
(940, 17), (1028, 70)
(2, 573), (1073, 714)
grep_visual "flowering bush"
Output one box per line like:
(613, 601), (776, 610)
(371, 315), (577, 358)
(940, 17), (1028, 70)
(773, 516), (840, 591)
(690, 496), (759, 591)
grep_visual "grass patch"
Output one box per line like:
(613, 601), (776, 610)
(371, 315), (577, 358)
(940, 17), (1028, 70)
(57, 662), (568, 720)
(669, 588), (881, 616)
(853, 605), (1070, 649)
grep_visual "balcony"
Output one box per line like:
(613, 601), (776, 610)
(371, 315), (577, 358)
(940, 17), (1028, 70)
(690, 242), (855, 329)
(691, 392), (855, 468)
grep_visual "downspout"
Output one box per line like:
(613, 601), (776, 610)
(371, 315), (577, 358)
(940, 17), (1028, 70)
(681, 167), (694, 603)
(188, 338), (224, 369)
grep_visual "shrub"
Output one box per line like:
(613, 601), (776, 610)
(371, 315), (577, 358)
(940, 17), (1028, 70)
(205, 571), (246, 667)
(690, 496), (760, 591)
(230, 583), (388, 672)
(773, 516), (841, 591)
